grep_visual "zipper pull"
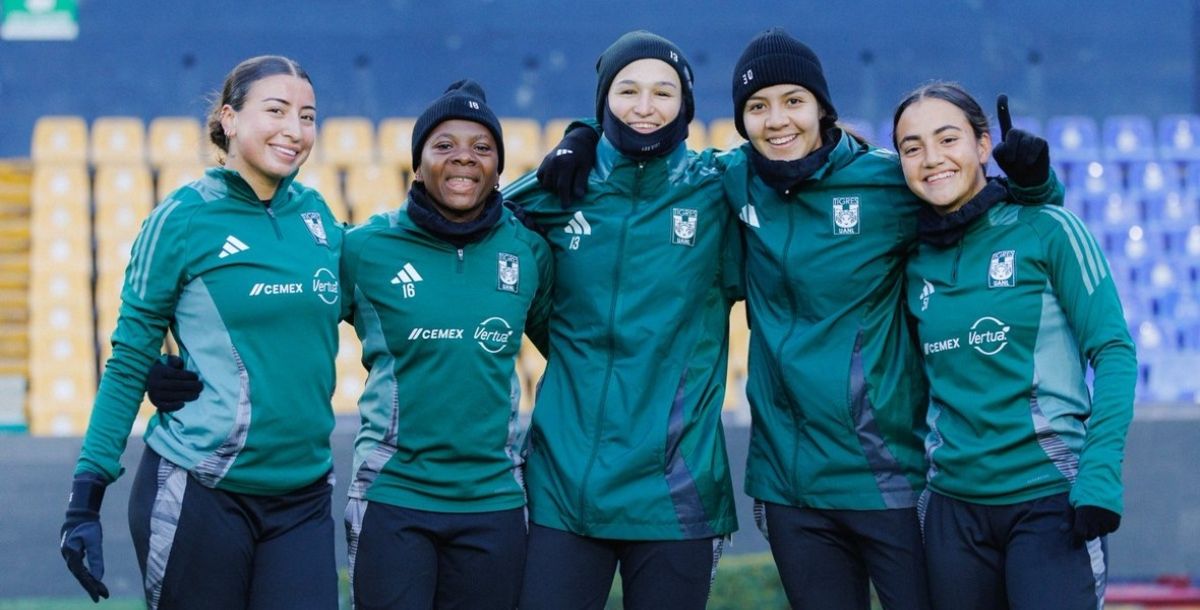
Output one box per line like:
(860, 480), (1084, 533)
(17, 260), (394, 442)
(457, 248), (464, 262)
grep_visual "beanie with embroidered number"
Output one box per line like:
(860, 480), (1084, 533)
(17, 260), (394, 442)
(594, 30), (695, 125)
(412, 79), (505, 173)
(731, 27), (837, 139)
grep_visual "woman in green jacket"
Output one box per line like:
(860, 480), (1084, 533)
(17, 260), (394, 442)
(503, 30), (742, 610)
(894, 81), (1135, 610)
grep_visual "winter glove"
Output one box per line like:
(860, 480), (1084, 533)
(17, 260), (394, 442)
(146, 354), (202, 412)
(992, 94), (1050, 188)
(536, 123), (600, 206)
(60, 472), (110, 603)
(1070, 505), (1121, 547)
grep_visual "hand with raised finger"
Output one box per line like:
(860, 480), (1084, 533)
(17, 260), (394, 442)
(1070, 504), (1121, 547)
(60, 472), (110, 603)
(146, 354), (202, 413)
(536, 123), (600, 206)
(992, 94), (1050, 188)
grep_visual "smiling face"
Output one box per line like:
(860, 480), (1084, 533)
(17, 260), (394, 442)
(742, 83), (824, 161)
(606, 58), (682, 133)
(895, 97), (992, 215)
(220, 74), (316, 199)
(414, 119), (500, 223)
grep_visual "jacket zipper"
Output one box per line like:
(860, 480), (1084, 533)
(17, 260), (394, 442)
(775, 200), (804, 484)
(456, 248), (465, 273)
(951, 239), (965, 285)
(265, 206), (283, 239)
(577, 160), (644, 527)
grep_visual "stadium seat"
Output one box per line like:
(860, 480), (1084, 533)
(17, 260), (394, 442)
(319, 117), (375, 168)
(1089, 192), (1142, 229)
(333, 322), (365, 415)
(94, 165), (154, 276)
(1158, 114), (1200, 162)
(1074, 161), (1124, 197)
(1045, 115), (1100, 164)
(516, 339), (546, 414)
(499, 118), (543, 176)
(686, 120), (708, 152)
(295, 163), (349, 223)
(1102, 115), (1156, 162)
(707, 118), (745, 151)
(1127, 161), (1182, 200)
(378, 117), (417, 172)
(541, 118), (577, 155)
(90, 116), (146, 164)
(147, 116), (204, 167)
(1144, 191), (1199, 226)
(31, 116), (88, 164)
(155, 162), (206, 201)
(345, 164), (404, 221)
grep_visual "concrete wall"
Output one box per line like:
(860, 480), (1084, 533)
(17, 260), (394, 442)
(2, 413), (1196, 599)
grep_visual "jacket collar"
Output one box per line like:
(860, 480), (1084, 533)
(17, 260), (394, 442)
(206, 166), (300, 208)
(594, 134), (690, 183)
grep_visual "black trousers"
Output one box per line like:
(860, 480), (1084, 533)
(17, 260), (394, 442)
(517, 523), (724, 610)
(922, 491), (1106, 610)
(127, 446), (338, 610)
(345, 498), (527, 610)
(760, 501), (930, 610)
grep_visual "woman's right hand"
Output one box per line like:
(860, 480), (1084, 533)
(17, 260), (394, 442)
(537, 123), (600, 206)
(146, 355), (203, 412)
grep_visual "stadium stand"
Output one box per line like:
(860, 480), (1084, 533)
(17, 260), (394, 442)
(8, 111), (1200, 434)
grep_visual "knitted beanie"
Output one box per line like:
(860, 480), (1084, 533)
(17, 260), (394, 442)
(412, 79), (505, 173)
(594, 30), (695, 125)
(731, 27), (837, 138)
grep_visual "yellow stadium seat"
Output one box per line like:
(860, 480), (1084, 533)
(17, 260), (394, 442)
(724, 301), (750, 412)
(708, 119), (745, 151)
(499, 118), (543, 176)
(295, 164), (349, 223)
(687, 120), (708, 152)
(148, 117), (204, 167)
(27, 297), (97, 436)
(378, 118), (417, 173)
(345, 164), (404, 221)
(94, 165), (153, 275)
(517, 339), (546, 414)
(32, 116), (88, 164)
(91, 117), (146, 164)
(542, 118), (578, 155)
(333, 322), (365, 414)
(156, 163), (206, 201)
(319, 117), (375, 168)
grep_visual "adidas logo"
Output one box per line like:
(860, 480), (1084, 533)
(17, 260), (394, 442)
(738, 205), (760, 228)
(390, 262), (423, 285)
(564, 211), (592, 235)
(219, 235), (249, 258)
(920, 279), (935, 311)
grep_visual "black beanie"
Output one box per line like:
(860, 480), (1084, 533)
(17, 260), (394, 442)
(594, 30), (695, 125)
(412, 79), (505, 173)
(731, 27), (837, 139)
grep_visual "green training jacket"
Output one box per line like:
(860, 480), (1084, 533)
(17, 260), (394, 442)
(722, 131), (930, 510)
(906, 195), (1137, 514)
(341, 204), (553, 513)
(76, 167), (343, 495)
(504, 137), (742, 540)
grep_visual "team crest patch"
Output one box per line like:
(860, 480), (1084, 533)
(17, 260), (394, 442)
(988, 250), (1016, 288)
(497, 253), (519, 293)
(832, 197), (860, 235)
(301, 212), (328, 246)
(671, 207), (698, 246)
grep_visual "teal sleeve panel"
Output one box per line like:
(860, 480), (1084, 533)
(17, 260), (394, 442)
(1037, 208), (1137, 514)
(1008, 169), (1065, 207)
(77, 197), (193, 480)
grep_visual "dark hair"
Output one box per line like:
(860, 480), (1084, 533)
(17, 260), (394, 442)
(207, 55), (312, 160)
(891, 81), (989, 150)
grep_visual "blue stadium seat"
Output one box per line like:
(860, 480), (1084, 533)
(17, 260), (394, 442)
(1046, 115), (1100, 163)
(877, 118), (895, 152)
(1088, 192), (1142, 228)
(1127, 161), (1183, 199)
(1158, 114), (1200, 162)
(1072, 161), (1124, 196)
(1102, 115), (1156, 162)
(1144, 191), (1199, 226)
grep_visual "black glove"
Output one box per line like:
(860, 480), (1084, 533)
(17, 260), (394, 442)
(503, 200), (544, 236)
(60, 472), (110, 603)
(536, 123), (600, 206)
(1070, 505), (1121, 547)
(992, 94), (1050, 188)
(146, 354), (202, 412)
